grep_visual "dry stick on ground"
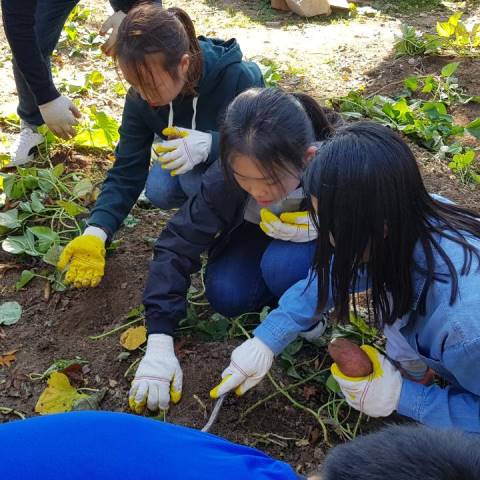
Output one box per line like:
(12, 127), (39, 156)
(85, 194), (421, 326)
(0, 406), (25, 419)
(89, 317), (143, 340)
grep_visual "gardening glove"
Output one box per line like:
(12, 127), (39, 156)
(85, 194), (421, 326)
(260, 209), (317, 243)
(38, 95), (81, 139)
(57, 226), (107, 288)
(210, 337), (274, 399)
(331, 345), (403, 418)
(154, 126), (212, 176)
(100, 10), (126, 56)
(129, 334), (183, 412)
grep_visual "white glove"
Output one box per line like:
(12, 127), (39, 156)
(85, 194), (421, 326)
(129, 334), (183, 412)
(154, 126), (212, 176)
(260, 209), (317, 243)
(100, 10), (126, 56)
(331, 345), (403, 418)
(210, 337), (274, 399)
(38, 95), (81, 139)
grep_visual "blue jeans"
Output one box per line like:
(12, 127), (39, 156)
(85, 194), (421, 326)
(205, 222), (316, 317)
(145, 160), (207, 210)
(12, 0), (79, 125)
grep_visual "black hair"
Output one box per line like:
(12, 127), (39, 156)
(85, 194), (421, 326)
(115, 4), (203, 97)
(303, 121), (480, 325)
(319, 424), (480, 480)
(220, 88), (338, 189)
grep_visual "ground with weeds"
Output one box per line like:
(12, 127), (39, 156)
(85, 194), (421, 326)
(0, 0), (479, 474)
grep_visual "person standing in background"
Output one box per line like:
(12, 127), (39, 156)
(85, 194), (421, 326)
(0, 0), (159, 165)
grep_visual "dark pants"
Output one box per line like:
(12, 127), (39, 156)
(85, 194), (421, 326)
(205, 222), (316, 317)
(12, 0), (80, 125)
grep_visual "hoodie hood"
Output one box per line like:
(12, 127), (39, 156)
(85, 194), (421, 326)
(197, 37), (244, 96)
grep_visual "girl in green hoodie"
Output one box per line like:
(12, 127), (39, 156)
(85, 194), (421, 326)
(57, 3), (263, 288)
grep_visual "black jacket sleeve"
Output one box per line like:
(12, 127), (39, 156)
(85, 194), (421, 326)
(143, 162), (246, 335)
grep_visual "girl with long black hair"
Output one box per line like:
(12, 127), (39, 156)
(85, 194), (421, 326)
(215, 122), (480, 432)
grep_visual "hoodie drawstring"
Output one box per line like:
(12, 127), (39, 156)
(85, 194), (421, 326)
(167, 96), (199, 131)
(191, 96), (199, 130)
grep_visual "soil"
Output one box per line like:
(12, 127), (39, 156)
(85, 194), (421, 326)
(1, 0), (480, 474)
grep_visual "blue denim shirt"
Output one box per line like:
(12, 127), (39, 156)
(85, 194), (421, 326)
(254, 229), (480, 433)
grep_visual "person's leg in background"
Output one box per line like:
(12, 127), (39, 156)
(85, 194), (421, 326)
(205, 222), (276, 317)
(144, 160), (207, 210)
(260, 239), (327, 340)
(260, 239), (316, 298)
(10, 0), (80, 165)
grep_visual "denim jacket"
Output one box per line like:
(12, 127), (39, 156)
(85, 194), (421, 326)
(254, 229), (480, 433)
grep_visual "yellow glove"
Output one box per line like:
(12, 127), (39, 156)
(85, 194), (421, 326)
(57, 227), (106, 288)
(152, 126), (189, 157)
(259, 209), (317, 243)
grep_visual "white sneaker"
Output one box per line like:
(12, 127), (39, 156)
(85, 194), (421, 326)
(9, 123), (44, 166)
(299, 314), (328, 343)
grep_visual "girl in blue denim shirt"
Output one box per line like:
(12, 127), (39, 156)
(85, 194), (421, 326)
(215, 122), (480, 433)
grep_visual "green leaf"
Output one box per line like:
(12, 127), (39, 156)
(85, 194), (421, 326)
(28, 226), (60, 253)
(52, 163), (65, 178)
(404, 76), (419, 92)
(16, 270), (35, 290)
(123, 214), (140, 229)
(85, 70), (105, 88)
(441, 62), (460, 78)
(73, 178), (93, 199)
(422, 76), (435, 93)
(448, 12), (463, 28)
(0, 209), (21, 230)
(30, 191), (45, 213)
(392, 98), (412, 121)
(43, 244), (63, 267)
(326, 374), (341, 394)
(57, 199), (88, 217)
(465, 118), (480, 139)
(282, 338), (304, 358)
(113, 82), (127, 96)
(0, 301), (22, 325)
(2, 231), (38, 256)
(436, 21), (455, 38)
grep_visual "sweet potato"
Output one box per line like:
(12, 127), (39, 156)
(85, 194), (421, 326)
(328, 338), (373, 377)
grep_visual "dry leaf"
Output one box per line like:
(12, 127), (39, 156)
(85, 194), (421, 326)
(120, 326), (147, 351)
(34, 372), (88, 415)
(0, 349), (18, 367)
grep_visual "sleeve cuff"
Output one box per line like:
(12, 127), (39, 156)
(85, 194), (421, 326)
(397, 378), (427, 422)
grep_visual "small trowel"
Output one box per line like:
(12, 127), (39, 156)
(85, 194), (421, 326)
(201, 394), (226, 432)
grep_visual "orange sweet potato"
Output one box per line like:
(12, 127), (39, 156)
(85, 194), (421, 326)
(328, 338), (373, 377)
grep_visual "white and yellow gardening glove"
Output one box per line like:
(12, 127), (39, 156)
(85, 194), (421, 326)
(210, 337), (274, 399)
(129, 334), (183, 413)
(260, 209), (317, 243)
(154, 126), (212, 176)
(57, 226), (107, 288)
(99, 10), (126, 56)
(331, 345), (403, 418)
(38, 95), (81, 139)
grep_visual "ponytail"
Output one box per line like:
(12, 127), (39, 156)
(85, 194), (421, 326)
(168, 7), (203, 95)
(292, 93), (339, 141)
(115, 4), (203, 96)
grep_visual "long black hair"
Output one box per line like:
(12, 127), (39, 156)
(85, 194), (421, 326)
(303, 121), (480, 326)
(220, 88), (338, 188)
